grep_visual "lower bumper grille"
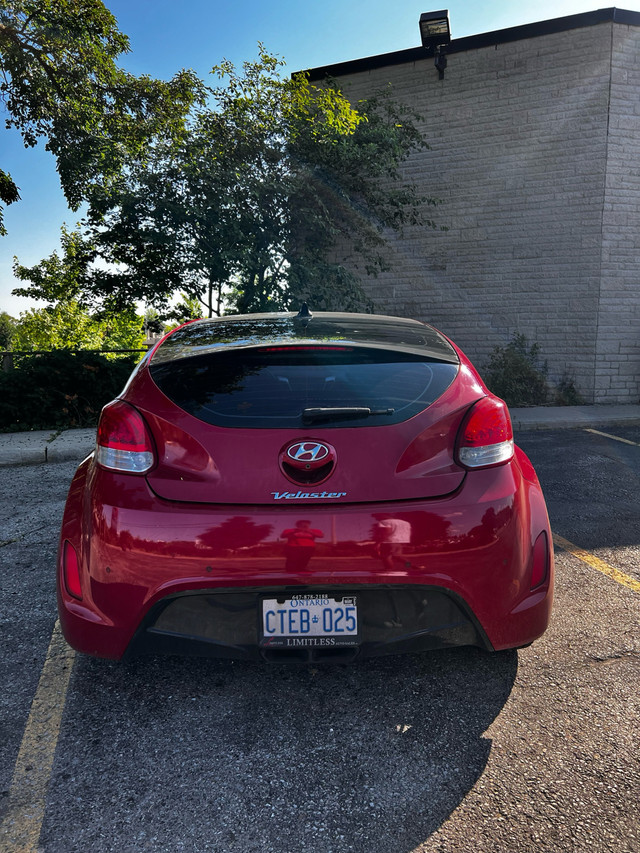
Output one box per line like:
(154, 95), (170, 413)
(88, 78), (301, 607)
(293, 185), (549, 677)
(127, 585), (491, 662)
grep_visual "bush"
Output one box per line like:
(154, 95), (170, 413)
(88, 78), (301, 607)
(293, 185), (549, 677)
(0, 351), (139, 432)
(484, 334), (549, 407)
(553, 373), (585, 406)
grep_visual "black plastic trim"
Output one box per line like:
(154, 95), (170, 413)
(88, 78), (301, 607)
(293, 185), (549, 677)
(304, 8), (638, 81)
(125, 583), (494, 663)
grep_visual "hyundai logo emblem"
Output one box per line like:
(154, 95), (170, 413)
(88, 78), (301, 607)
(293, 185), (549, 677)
(286, 441), (330, 462)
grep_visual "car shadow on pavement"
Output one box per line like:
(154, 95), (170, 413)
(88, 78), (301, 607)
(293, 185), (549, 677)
(42, 648), (518, 853)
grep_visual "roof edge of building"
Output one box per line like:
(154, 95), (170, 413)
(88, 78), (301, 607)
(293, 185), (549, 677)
(303, 7), (638, 80)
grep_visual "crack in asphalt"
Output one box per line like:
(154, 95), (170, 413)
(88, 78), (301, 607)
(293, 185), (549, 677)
(586, 649), (640, 664)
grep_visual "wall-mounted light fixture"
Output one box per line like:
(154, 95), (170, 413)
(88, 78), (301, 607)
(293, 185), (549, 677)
(419, 10), (451, 80)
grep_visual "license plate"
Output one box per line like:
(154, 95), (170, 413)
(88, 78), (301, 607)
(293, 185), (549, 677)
(260, 595), (358, 648)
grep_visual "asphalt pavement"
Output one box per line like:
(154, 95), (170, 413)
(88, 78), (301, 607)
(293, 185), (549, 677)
(1, 403), (639, 466)
(1, 426), (639, 852)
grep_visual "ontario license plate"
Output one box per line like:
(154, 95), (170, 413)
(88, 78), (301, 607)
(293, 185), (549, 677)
(261, 595), (358, 648)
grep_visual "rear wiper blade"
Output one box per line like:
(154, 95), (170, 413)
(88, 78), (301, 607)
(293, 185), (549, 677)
(302, 407), (395, 422)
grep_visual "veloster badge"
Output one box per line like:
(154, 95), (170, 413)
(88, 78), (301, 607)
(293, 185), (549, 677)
(271, 490), (347, 500)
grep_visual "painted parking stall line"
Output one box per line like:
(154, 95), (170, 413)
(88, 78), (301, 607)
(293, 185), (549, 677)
(0, 620), (75, 853)
(553, 533), (640, 594)
(584, 428), (639, 446)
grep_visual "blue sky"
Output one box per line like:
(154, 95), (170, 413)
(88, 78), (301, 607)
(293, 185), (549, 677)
(1, 0), (637, 315)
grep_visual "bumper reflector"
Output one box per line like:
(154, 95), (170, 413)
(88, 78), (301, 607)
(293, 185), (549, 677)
(531, 531), (549, 589)
(62, 540), (82, 600)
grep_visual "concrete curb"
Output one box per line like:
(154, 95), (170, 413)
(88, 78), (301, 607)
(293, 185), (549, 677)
(0, 428), (95, 467)
(510, 404), (640, 431)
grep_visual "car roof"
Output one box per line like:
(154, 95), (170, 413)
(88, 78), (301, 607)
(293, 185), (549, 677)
(150, 311), (459, 365)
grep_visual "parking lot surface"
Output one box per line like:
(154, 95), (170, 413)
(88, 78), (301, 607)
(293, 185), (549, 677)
(1, 426), (639, 852)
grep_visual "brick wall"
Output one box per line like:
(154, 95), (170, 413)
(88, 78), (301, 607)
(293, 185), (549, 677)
(597, 23), (640, 401)
(325, 20), (639, 403)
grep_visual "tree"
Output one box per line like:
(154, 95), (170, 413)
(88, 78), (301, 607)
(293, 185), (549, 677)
(12, 226), (144, 349)
(11, 301), (144, 351)
(12, 301), (105, 350)
(166, 295), (203, 324)
(99, 307), (145, 350)
(0, 0), (202, 233)
(0, 311), (16, 349)
(143, 307), (164, 336)
(12, 224), (95, 305)
(80, 49), (433, 315)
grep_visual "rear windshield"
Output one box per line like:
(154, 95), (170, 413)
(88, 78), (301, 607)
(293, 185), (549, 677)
(150, 346), (458, 428)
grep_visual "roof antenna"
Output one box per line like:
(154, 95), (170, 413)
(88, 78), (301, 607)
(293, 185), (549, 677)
(296, 302), (312, 320)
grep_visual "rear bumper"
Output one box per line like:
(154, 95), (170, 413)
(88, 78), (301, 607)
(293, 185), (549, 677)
(58, 453), (553, 660)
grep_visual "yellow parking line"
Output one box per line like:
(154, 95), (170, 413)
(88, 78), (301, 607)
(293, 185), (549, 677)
(584, 428), (639, 446)
(553, 533), (640, 594)
(0, 620), (75, 853)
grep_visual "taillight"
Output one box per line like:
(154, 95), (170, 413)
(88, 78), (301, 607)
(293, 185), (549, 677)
(456, 396), (514, 469)
(62, 540), (82, 599)
(96, 400), (155, 474)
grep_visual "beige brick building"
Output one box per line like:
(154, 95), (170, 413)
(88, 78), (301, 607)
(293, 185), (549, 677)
(307, 9), (640, 404)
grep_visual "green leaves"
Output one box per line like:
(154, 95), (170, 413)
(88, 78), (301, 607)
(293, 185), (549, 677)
(10, 301), (145, 352)
(0, 350), (140, 431)
(0, 168), (20, 234)
(10, 221), (145, 352)
(12, 225), (95, 305)
(0, 0), (203, 227)
(5, 30), (434, 317)
(77, 48), (432, 316)
(485, 334), (549, 406)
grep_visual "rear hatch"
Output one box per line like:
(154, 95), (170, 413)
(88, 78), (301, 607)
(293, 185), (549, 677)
(131, 313), (476, 504)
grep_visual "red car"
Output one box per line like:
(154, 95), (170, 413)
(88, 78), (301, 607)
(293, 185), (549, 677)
(58, 309), (553, 662)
